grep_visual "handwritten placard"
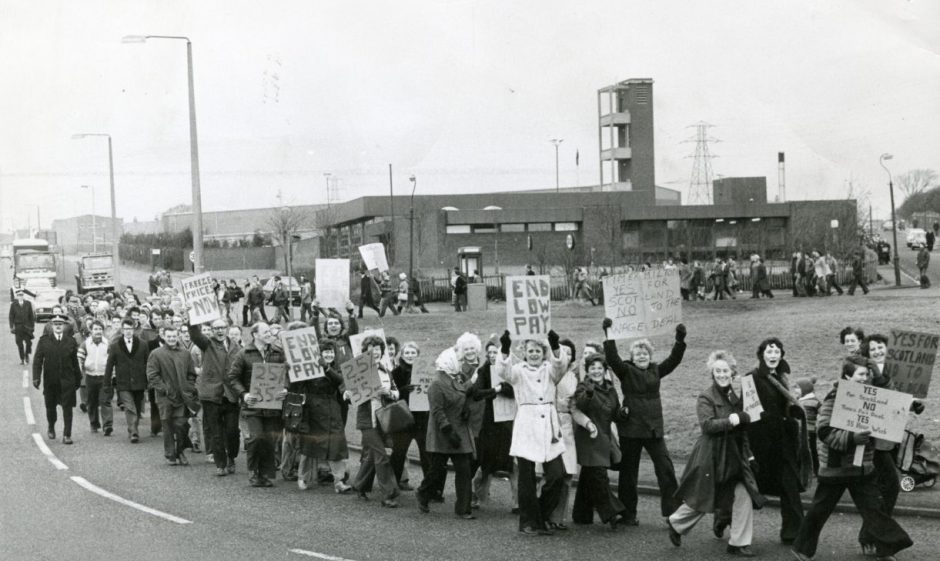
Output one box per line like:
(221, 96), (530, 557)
(491, 363), (517, 422)
(408, 369), (435, 413)
(180, 273), (221, 324)
(602, 269), (682, 340)
(340, 352), (383, 408)
(358, 243), (389, 273)
(885, 330), (938, 398)
(830, 380), (913, 444)
(280, 326), (324, 383)
(248, 363), (287, 410)
(349, 328), (394, 371)
(505, 275), (551, 339)
(740, 375), (763, 422)
(315, 259), (350, 308)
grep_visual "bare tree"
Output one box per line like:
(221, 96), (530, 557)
(845, 174), (871, 237)
(314, 205), (340, 257)
(896, 169), (938, 201)
(266, 206), (315, 275)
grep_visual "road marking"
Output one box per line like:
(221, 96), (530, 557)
(289, 549), (358, 561)
(70, 476), (193, 525)
(22, 396), (35, 425)
(31, 433), (68, 470)
(22, 370), (28, 389)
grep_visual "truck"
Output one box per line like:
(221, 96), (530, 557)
(9, 238), (58, 300)
(75, 253), (115, 294)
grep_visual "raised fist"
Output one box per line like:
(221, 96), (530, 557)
(602, 318), (612, 332)
(547, 330), (560, 351)
(675, 323), (687, 343)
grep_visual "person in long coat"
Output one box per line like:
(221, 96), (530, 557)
(742, 338), (811, 545)
(494, 329), (570, 536)
(754, 258), (774, 299)
(9, 289), (35, 365)
(602, 320), (687, 525)
(667, 350), (765, 556)
(546, 339), (582, 531)
(470, 339), (517, 511)
(105, 317), (150, 442)
(571, 354), (628, 528)
(32, 314), (81, 443)
(146, 326), (200, 465)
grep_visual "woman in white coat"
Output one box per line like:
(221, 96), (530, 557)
(495, 329), (570, 536)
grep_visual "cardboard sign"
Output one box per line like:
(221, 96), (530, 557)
(315, 259), (350, 308)
(280, 326), (324, 383)
(885, 330), (938, 398)
(740, 375), (763, 422)
(408, 369), (435, 413)
(830, 380), (913, 445)
(340, 352), (383, 408)
(602, 269), (682, 340)
(349, 328), (394, 371)
(491, 363), (517, 423)
(358, 243), (389, 273)
(248, 363), (287, 410)
(505, 275), (551, 338)
(180, 273), (221, 324)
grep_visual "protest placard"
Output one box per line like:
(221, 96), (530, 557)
(490, 364), (517, 422)
(248, 363), (287, 411)
(830, 380), (913, 445)
(408, 369), (435, 413)
(315, 259), (350, 308)
(602, 269), (681, 340)
(349, 328), (394, 371)
(280, 326), (324, 383)
(505, 275), (551, 339)
(340, 352), (383, 408)
(358, 243), (389, 273)
(180, 273), (221, 324)
(885, 329), (938, 398)
(740, 375), (763, 422)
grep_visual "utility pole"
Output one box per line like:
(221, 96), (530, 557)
(549, 138), (563, 192)
(388, 164), (395, 266)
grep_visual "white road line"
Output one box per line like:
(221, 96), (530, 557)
(70, 476), (192, 525)
(22, 396), (35, 425)
(31, 433), (68, 470)
(22, 370), (28, 389)
(289, 549), (358, 561)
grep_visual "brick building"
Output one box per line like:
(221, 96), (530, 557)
(51, 214), (123, 255)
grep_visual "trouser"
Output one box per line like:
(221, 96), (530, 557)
(793, 473), (912, 558)
(299, 455), (347, 486)
(378, 294), (400, 317)
(680, 288), (690, 301)
(358, 296), (380, 318)
(243, 414), (282, 479)
(273, 305), (289, 323)
(516, 455), (565, 531)
(713, 285), (734, 300)
(572, 466), (625, 524)
(119, 390), (145, 437)
(618, 436), (680, 519)
(353, 429), (398, 500)
(85, 376), (113, 431)
(281, 431), (302, 479)
(751, 282), (760, 299)
(44, 392), (73, 437)
(390, 426), (416, 484)
(148, 389), (162, 435)
(548, 475), (573, 524)
(776, 460), (805, 543)
(14, 332), (32, 361)
(188, 408), (203, 450)
(249, 304), (268, 322)
(826, 274), (843, 295)
(203, 400), (240, 469)
(816, 276), (829, 294)
(161, 407), (188, 460)
(848, 273), (869, 295)
(242, 303), (250, 326)
(418, 452), (472, 515)
(454, 293), (467, 312)
(670, 483), (753, 547)
(860, 449), (902, 546)
(808, 431), (819, 475)
(473, 463), (519, 507)
(919, 267), (931, 288)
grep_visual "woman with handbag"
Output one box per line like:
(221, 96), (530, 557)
(666, 350), (765, 557)
(416, 332), (481, 519)
(350, 335), (402, 507)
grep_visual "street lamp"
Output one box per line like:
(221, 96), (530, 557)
(408, 174), (417, 309)
(123, 34), (205, 274)
(73, 132), (121, 290)
(880, 153), (901, 287)
(550, 138), (564, 192)
(80, 185), (96, 252)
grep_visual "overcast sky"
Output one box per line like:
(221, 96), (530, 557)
(1, 0), (937, 230)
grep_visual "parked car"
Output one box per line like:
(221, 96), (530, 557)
(262, 275), (302, 306)
(907, 228), (927, 250)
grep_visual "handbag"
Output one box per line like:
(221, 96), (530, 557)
(375, 399), (414, 435)
(609, 434), (623, 469)
(282, 392), (307, 433)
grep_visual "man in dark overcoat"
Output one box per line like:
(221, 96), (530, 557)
(32, 313), (81, 444)
(9, 289), (35, 365)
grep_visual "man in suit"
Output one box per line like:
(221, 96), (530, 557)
(105, 318), (150, 443)
(9, 289), (35, 365)
(32, 313), (81, 444)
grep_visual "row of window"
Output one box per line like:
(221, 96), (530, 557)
(445, 222), (580, 234)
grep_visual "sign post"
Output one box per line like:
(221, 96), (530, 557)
(505, 275), (551, 339)
(602, 269), (682, 340)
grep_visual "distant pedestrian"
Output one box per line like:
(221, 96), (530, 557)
(926, 229), (935, 252)
(453, 268), (468, 312)
(525, 264), (536, 276)
(396, 272), (410, 313)
(916, 246), (930, 288)
(299, 276), (313, 322)
(678, 259), (692, 301)
(573, 266), (597, 305)
(847, 250), (869, 295)
(690, 261), (705, 300)
(824, 252), (843, 295)
(32, 313), (81, 444)
(357, 269), (381, 318)
(269, 276), (290, 323)
(812, 251), (830, 295)
(246, 276), (268, 324)
(753, 258), (774, 299)
(9, 289), (35, 365)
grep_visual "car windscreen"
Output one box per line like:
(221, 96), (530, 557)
(16, 254), (55, 270)
(83, 256), (113, 269)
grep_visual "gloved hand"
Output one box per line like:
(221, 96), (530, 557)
(32, 378), (40, 390)
(737, 411), (751, 425)
(675, 323), (687, 343)
(912, 400), (926, 415)
(728, 413), (741, 427)
(602, 318), (612, 333)
(547, 330), (560, 351)
(499, 330), (512, 355)
(852, 430), (872, 445)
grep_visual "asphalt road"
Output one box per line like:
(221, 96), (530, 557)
(2, 269), (939, 561)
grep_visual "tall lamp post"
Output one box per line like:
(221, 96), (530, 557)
(550, 138), (564, 192)
(123, 34), (205, 274)
(73, 133), (121, 290)
(880, 153), (901, 287)
(408, 174), (417, 309)
(80, 185), (97, 252)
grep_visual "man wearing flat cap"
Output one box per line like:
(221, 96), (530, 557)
(9, 289), (35, 365)
(32, 313), (81, 444)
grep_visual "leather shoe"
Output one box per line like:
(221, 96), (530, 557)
(398, 481), (414, 491)
(519, 526), (539, 536)
(103, 427), (113, 437)
(216, 468), (227, 477)
(714, 521), (728, 539)
(47, 429), (56, 440)
(546, 521), (568, 531)
(381, 499), (399, 508)
(457, 513), (476, 520)
(62, 436), (73, 445)
(667, 519), (681, 547)
(416, 493), (430, 513)
(727, 545), (756, 557)
(790, 550), (812, 561)
(130, 434), (139, 443)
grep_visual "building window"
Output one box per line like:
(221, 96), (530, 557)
(622, 222), (640, 249)
(472, 225), (497, 233)
(500, 223), (525, 233)
(446, 225), (471, 234)
(527, 223), (552, 232)
(554, 222), (579, 232)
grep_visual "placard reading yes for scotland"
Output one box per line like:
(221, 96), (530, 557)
(885, 329), (938, 398)
(358, 243), (389, 272)
(280, 326), (324, 383)
(830, 380), (913, 444)
(180, 273), (221, 324)
(602, 269), (681, 340)
(315, 259), (350, 308)
(505, 275), (551, 338)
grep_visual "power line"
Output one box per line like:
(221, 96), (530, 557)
(682, 121), (720, 204)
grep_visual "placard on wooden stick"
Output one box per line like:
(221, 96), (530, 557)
(315, 258), (350, 308)
(280, 326), (324, 383)
(505, 275), (551, 339)
(885, 330), (938, 398)
(358, 243), (389, 273)
(602, 269), (681, 340)
(340, 352), (383, 408)
(180, 273), (222, 324)
(248, 363), (287, 410)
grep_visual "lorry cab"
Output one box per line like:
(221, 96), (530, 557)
(76, 253), (115, 294)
